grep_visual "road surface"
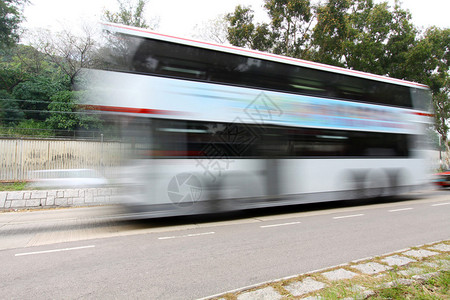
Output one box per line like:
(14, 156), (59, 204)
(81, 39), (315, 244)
(0, 190), (449, 299)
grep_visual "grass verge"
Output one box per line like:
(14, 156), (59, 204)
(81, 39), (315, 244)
(210, 241), (449, 300)
(0, 182), (27, 191)
(370, 270), (449, 299)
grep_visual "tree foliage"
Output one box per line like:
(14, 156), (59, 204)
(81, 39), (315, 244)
(46, 91), (102, 132)
(0, 89), (23, 125)
(193, 14), (228, 44)
(11, 74), (68, 121)
(224, 0), (449, 147)
(225, 1), (314, 55)
(226, 6), (261, 49)
(29, 27), (99, 87)
(104, 0), (155, 29)
(0, 44), (52, 92)
(264, 0), (313, 57)
(0, 0), (28, 49)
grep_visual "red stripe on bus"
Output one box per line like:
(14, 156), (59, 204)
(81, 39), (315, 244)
(82, 105), (179, 115)
(412, 112), (434, 117)
(105, 23), (429, 89)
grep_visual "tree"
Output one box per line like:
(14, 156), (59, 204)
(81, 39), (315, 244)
(0, 44), (50, 92)
(264, 0), (313, 57)
(104, 0), (157, 29)
(225, 5), (273, 52)
(11, 74), (68, 121)
(408, 27), (450, 148)
(193, 14), (228, 44)
(310, 0), (352, 66)
(29, 26), (99, 87)
(0, 0), (28, 49)
(309, 0), (419, 76)
(0, 89), (23, 125)
(46, 91), (103, 135)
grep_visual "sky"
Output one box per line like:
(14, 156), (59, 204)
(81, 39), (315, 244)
(23, 0), (450, 39)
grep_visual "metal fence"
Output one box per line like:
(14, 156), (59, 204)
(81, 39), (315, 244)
(0, 138), (127, 181)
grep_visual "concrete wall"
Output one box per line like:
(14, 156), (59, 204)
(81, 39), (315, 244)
(0, 188), (118, 210)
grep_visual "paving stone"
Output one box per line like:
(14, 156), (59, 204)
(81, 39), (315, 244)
(424, 262), (439, 268)
(284, 277), (326, 296)
(46, 196), (55, 206)
(98, 188), (111, 196)
(412, 272), (440, 282)
(237, 287), (282, 300)
(381, 255), (416, 266)
(55, 198), (68, 206)
(429, 243), (450, 252)
(25, 199), (41, 207)
(0, 192), (6, 208)
(30, 191), (47, 199)
(396, 278), (415, 286)
(352, 262), (391, 275)
(402, 249), (439, 258)
(64, 190), (79, 198)
(6, 191), (24, 200)
(72, 197), (85, 206)
(322, 268), (357, 281)
(348, 285), (375, 298)
(437, 260), (450, 271)
(10, 200), (26, 208)
(398, 267), (425, 276)
(94, 196), (106, 203)
(381, 278), (415, 288)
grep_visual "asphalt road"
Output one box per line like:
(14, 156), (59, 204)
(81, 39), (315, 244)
(0, 190), (449, 299)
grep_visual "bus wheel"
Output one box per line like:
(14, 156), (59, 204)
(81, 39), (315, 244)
(363, 169), (388, 198)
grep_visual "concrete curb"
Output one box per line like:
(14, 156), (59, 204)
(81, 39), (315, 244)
(201, 240), (450, 300)
(0, 188), (118, 210)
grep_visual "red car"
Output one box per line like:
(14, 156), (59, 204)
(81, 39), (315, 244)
(433, 170), (450, 188)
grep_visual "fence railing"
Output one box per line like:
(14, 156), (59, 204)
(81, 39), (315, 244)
(0, 138), (128, 181)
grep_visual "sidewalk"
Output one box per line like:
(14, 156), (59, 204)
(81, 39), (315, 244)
(205, 241), (450, 299)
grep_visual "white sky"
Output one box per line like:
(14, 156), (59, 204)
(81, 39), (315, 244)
(23, 0), (450, 38)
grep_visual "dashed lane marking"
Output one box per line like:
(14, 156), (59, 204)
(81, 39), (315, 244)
(333, 214), (365, 220)
(388, 208), (414, 212)
(158, 232), (215, 240)
(260, 221), (301, 228)
(15, 245), (95, 257)
(431, 202), (450, 207)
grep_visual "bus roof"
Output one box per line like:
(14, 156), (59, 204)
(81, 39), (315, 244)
(102, 22), (429, 90)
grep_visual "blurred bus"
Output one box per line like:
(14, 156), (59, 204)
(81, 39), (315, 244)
(81, 23), (433, 217)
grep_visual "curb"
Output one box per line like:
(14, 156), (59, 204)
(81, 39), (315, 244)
(201, 240), (450, 300)
(0, 188), (118, 210)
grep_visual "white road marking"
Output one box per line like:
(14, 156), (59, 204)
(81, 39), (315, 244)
(333, 214), (365, 220)
(260, 221), (301, 228)
(15, 245), (95, 257)
(388, 208), (413, 212)
(158, 232), (215, 240)
(431, 202), (450, 207)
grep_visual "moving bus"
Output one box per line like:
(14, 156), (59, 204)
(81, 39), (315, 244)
(82, 23), (433, 217)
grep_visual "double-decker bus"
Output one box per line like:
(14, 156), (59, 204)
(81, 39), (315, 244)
(82, 23), (433, 217)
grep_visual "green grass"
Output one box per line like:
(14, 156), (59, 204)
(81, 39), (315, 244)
(0, 182), (27, 191)
(214, 242), (450, 300)
(370, 271), (449, 299)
